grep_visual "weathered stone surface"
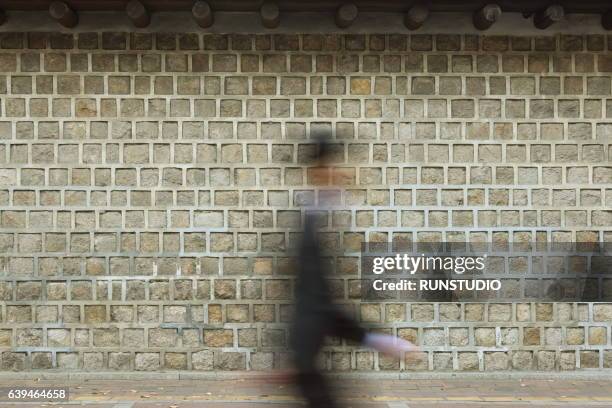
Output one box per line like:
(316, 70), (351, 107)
(0, 32), (609, 373)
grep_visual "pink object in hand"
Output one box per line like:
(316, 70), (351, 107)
(363, 333), (419, 358)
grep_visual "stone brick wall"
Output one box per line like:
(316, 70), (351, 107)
(0, 31), (611, 372)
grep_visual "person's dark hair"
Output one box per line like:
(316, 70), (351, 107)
(311, 133), (340, 165)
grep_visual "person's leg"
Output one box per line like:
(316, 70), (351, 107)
(295, 370), (338, 408)
(290, 316), (338, 408)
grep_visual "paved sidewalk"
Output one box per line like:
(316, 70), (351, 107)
(1, 375), (612, 407)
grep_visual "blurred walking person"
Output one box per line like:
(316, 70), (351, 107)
(290, 134), (418, 408)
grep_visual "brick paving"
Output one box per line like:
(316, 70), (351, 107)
(1, 376), (612, 407)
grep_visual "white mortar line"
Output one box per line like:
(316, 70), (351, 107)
(387, 403), (410, 408)
(1, 370), (612, 381)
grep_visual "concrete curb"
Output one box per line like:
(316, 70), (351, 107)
(1, 370), (611, 381)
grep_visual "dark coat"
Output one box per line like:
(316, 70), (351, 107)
(291, 211), (366, 359)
